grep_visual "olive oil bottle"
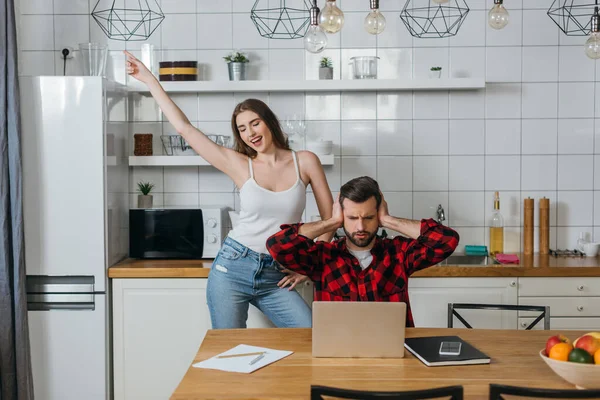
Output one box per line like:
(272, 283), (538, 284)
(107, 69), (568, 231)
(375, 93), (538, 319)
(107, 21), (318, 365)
(490, 191), (504, 256)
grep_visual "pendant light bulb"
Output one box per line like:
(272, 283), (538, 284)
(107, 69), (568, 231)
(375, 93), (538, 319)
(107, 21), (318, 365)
(319, 0), (344, 34)
(364, 0), (386, 35)
(305, 4), (328, 53)
(585, 8), (600, 59)
(488, 0), (509, 30)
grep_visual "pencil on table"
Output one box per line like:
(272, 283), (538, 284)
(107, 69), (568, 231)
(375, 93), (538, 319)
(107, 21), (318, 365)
(217, 351), (265, 359)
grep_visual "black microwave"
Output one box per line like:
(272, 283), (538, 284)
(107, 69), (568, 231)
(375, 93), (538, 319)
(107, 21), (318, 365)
(129, 208), (226, 259)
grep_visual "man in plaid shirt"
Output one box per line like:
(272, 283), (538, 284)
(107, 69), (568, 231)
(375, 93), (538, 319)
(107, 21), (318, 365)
(267, 176), (459, 327)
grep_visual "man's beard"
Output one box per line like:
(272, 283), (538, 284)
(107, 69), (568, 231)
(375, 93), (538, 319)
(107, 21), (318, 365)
(343, 227), (377, 248)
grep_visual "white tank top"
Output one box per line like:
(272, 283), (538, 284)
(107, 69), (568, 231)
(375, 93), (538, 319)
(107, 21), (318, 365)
(228, 151), (306, 254)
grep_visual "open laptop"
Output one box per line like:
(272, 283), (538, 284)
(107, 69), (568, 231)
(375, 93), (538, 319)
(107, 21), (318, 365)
(312, 302), (407, 358)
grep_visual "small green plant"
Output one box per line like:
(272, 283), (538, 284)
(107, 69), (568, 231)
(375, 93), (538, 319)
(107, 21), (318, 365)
(320, 57), (333, 68)
(223, 51), (249, 63)
(137, 181), (155, 195)
(430, 66), (442, 71)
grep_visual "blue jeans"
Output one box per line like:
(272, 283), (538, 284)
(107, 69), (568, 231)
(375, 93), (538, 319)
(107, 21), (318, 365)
(206, 237), (312, 329)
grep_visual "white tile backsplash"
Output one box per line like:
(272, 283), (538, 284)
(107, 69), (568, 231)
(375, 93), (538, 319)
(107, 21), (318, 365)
(377, 157), (412, 191)
(413, 120), (448, 155)
(413, 92), (449, 120)
(377, 120), (412, 156)
(522, 9), (559, 46)
(485, 83), (522, 119)
(449, 192), (485, 227)
(198, 93), (235, 122)
(376, 14), (413, 48)
(341, 93), (376, 120)
(341, 156), (377, 184)
(341, 120), (377, 156)
(161, 0), (196, 14)
(21, 1), (600, 252)
(413, 156), (448, 191)
(557, 155), (594, 191)
(449, 156), (484, 191)
(557, 191), (594, 227)
(521, 155), (557, 191)
(449, 120), (485, 155)
(197, 14), (232, 49)
(521, 83), (558, 119)
(485, 119), (521, 155)
(377, 93), (413, 120)
(558, 119), (594, 155)
(450, 47), (485, 79)
(559, 46), (595, 82)
(20, 15), (54, 51)
(164, 167), (199, 193)
(485, 155), (521, 191)
(522, 46), (558, 83)
(521, 119), (558, 154)
(341, 12), (377, 49)
(449, 90), (485, 120)
(161, 14), (197, 50)
(269, 50), (304, 81)
(486, 47), (522, 83)
(559, 83), (595, 119)
(377, 48), (413, 80)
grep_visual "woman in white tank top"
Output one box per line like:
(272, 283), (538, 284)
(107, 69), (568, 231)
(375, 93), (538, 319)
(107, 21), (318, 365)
(126, 52), (334, 328)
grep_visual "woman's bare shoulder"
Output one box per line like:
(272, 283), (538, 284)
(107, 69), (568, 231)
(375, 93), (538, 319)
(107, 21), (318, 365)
(296, 150), (321, 168)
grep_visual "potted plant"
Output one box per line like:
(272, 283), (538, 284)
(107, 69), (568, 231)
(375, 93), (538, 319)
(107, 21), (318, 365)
(429, 66), (442, 78)
(137, 181), (155, 209)
(319, 57), (333, 80)
(223, 51), (249, 81)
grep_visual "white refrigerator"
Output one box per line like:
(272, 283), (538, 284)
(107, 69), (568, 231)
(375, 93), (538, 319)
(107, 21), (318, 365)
(20, 76), (129, 400)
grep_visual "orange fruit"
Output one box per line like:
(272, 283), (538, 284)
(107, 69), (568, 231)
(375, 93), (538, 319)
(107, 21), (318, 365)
(549, 342), (573, 361)
(595, 348), (600, 365)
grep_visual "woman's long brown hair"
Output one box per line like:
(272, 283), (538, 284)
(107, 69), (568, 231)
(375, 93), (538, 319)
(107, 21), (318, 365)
(231, 98), (290, 158)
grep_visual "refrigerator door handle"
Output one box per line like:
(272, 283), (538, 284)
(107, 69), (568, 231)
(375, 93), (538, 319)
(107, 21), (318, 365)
(27, 294), (95, 311)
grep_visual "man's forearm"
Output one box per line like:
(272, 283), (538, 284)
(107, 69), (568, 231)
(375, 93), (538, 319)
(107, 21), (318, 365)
(298, 219), (340, 240)
(380, 216), (421, 239)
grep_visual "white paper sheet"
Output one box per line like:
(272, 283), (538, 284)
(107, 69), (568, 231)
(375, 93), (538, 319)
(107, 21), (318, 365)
(192, 344), (293, 374)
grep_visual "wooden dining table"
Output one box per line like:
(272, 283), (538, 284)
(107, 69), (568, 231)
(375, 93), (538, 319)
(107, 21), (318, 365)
(171, 328), (589, 399)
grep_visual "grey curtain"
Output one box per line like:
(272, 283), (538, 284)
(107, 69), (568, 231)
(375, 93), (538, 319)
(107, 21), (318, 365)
(0, 0), (34, 398)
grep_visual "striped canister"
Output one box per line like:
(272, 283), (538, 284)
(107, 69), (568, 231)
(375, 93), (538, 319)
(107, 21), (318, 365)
(159, 61), (198, 81)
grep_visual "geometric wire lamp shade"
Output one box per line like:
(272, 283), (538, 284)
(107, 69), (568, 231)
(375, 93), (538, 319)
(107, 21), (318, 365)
(400, 0), (470, 38)
(548, 0), (599, 36)
(91, 0), (165, 41)
(251, 0), (311, 39)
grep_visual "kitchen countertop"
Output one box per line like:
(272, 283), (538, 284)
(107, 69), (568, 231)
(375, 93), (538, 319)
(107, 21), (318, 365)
(108, 254), (600, 278)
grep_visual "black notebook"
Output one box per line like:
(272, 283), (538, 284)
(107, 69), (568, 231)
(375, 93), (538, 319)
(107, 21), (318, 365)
(404, 336), (491, 367)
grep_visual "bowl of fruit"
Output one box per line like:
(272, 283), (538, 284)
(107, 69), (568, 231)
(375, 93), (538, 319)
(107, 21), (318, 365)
(540, 332), (600, 389)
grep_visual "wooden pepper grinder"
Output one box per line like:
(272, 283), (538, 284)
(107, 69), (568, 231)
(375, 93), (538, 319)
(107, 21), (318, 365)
(524, 197), (534, 255)
(539, 197), (550, 255)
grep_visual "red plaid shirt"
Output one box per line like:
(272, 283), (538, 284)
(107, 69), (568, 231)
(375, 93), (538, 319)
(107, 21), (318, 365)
(267, 219), (459, 327)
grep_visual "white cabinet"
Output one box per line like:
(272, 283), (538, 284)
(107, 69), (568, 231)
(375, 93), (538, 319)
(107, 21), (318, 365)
(112, 279), (211, 400)
(112, 278), (314, 400)
(518, 278), (600, 330)
(408, 278), (518, 329)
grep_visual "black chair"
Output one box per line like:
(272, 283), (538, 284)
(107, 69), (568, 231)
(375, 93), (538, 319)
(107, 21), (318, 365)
(448, 303), (550, 330)
(310, 385), (464, 400)
(489, 384), (600, 399)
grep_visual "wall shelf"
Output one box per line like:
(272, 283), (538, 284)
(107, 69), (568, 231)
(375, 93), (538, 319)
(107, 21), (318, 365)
(128, 79), (485, 94)
(128, 154), (334, 167)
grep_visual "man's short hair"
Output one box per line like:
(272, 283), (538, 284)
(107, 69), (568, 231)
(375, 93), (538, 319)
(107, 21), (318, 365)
(339, 176), (382, 209)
